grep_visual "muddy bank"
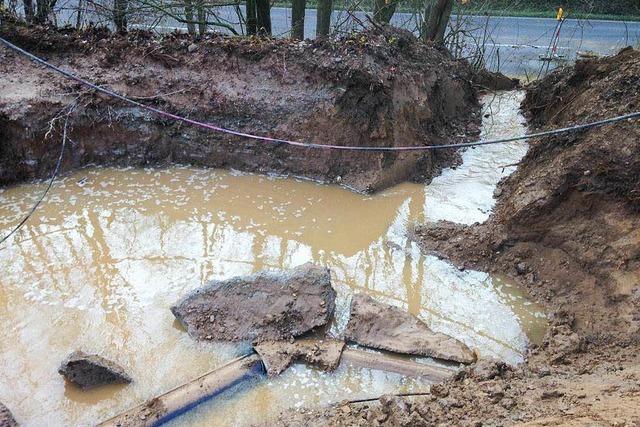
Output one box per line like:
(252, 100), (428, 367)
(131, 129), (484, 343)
(0, 17), (480, 193)
(418, 47), (640, 346)
(274, 48), (640, 425)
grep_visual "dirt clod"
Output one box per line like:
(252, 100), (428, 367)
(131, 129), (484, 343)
(171, 263), (336, 343)
(344, 294), (476, 364)
(58, 351), (132, 390)
(254, 338), (345, 377)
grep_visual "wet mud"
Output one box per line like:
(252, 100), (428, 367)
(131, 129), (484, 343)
(274, 48), (640, 426)
(0, 92), (544, 426)
(345, 294), (476, 364)
(254, 339), (345, 378)
(0, 18), (480, 193)
(171, 263), (335, 343)
(59, 351), (132, 390)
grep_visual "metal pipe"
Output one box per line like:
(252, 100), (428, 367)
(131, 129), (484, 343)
(341, 348), (457, 381)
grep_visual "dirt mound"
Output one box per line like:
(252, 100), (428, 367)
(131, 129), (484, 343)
(0, 20), (480, 193)
(171, 263), (335, 343)
(275, 348), (640, 426)
(274, 48), (640, 426)
(344, 294), (476, 364)
(58, 351), (132, 390)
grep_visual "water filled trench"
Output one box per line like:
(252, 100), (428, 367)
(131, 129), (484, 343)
(0, 91), (546, 426)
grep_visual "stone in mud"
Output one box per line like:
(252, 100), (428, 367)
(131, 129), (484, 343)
(345, 294), (476, 364)
(0, 402), (18, 427)
(171, 263), (336, 343)
(58, 351), (132, 390)
(254, 338), (345, 377)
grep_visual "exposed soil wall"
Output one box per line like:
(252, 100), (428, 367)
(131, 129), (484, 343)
(273, 49), (640, 425)
(0, 17), (480, 193)
(419, 47), (640, 345)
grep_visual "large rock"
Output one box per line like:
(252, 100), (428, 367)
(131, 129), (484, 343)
(58, 351), (132, 390)
(254, 338), (345, 377)
(345, 294), (476, 364)
(172, 263), (336, 343)
(0, 402), (18, 427)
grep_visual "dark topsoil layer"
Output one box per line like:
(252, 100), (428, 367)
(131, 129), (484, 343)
(273, 49), (640, 426)
(0, 14), (482, 193)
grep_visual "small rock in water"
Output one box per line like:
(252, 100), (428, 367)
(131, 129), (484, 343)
(58, 351), (132, 390)
(0, 402), (18, 427)
(171, 263), (336, 343)
(345, 294), (476, 364)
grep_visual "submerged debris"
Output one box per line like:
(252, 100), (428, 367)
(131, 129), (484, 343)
(171, 263), (336, 343)
(0, 402), (18, 427)
(58, 351), (132, 390)
(254, 338), (345, 377)
(345, 294), (476, 364)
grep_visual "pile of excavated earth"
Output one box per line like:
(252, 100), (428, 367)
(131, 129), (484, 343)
(274, 48), (640, 426)
(0, 12), (483, 193)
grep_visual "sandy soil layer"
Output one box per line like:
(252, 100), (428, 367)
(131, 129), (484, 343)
(0, 14), (481, 193)
(273, 48), (640, 426)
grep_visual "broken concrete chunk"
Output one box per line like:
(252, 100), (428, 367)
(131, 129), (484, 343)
(254, 338), (345, 377)
(0, 402), (18, 427)
(345, 294), (476, 364)
(58, 351), (132, 390)
(171, 263), (336, 343)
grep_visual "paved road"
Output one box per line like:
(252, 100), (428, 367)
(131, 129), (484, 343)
(53, 2), (640, 77)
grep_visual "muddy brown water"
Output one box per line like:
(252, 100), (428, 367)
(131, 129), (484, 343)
(0, 92), (546, 426)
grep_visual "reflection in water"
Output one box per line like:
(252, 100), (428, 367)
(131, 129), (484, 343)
(0, 92), (545, 426)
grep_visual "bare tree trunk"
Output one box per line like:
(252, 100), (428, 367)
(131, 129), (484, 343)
(373, 0), (398, 24)
(246, 0), (257, 35)
(316, 0), (332, 37)
(113, 0), (128, 32)
(291, 0), (305, 39)
(23, 0), (35, 22)
(423, 0), (453, 43)
(196, 0), (206, 35)
(34, 0), (56, 23)
(255, 0), (270, 35)
(184, 0), (196, 35)
(75, 0), (83, 28)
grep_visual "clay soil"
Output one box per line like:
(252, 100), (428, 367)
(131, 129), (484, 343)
(274, 49), (640, 426)
(2, 12), (639, 427)
(0, 14), (481, 193)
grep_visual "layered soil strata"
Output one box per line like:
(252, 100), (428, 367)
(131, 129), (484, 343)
(0, 16), (480, 193)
